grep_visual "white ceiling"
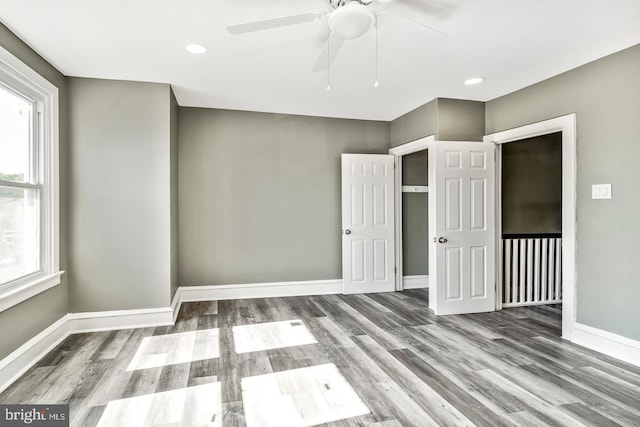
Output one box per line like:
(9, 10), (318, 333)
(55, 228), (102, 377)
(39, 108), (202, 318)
(1, 0), (639, 121)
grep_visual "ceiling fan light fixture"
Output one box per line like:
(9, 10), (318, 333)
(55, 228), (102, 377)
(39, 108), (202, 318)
(328, 3), (375, 39)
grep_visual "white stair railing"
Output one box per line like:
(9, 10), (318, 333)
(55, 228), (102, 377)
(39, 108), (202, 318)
(502, 235), (562, 307)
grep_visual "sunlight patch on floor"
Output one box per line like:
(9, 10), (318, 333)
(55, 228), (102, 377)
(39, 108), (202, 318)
(233, 320), (317, 354)
(97, 382), (222, 426)
(241, 363), (369, 426)
(127, 328), (219, 371)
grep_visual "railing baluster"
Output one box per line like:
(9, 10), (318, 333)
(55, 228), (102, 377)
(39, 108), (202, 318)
(555, 238), (562, 301)
(504, 240), (511, 304)
(512, 241), (519, 304)
(548, 240), (556, 303)
(526, 239), (533, 303)
(519, 239), (526, 303)
(501, 236), (562, 307)
(533, 238), (540, 302)
(541, 239), (548, 301)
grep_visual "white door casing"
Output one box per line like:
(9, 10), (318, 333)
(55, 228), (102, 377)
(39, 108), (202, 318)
(341, 154), (395, 294)
(429, 142), (496, 315)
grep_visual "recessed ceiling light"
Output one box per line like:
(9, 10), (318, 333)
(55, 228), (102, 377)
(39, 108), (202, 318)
(186, 44), (208, 54)
(465, 77), (485, 85)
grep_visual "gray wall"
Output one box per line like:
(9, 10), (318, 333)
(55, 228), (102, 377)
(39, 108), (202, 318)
(0, 24), (69, 359)
(438, 99), (485, 141)
(179, 108), (390, 285)
(390, 98), (485, 147)
(402, 150), (428, 185)
(401, 150), (428, 276)
(502, 133), (562, 235)
(170, 89), (179, 302)
(390, 99), (438, 147)
(486, 43), (640, 341)
(68, 78), (173, 312)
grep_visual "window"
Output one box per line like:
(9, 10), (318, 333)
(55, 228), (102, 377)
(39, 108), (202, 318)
(0, 85), (39, 284)
(0, 45), (61, 312)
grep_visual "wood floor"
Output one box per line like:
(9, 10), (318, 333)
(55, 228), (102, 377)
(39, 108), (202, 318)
(2, 290), (640, 426)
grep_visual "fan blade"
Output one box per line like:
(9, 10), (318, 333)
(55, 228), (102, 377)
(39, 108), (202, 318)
(383, 10), (447, 36)
(228, 13), (321, 35)
(312, 37), (346, 72)
(395, 0), (455, 19)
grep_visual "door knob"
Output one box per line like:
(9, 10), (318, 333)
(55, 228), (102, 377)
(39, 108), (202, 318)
(438, 237), (447, 243)
(344, 229), (352, 235)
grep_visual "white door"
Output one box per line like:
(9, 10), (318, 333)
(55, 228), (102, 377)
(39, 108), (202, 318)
(428, 142), (495, 315)
(341, 154), (395, 294)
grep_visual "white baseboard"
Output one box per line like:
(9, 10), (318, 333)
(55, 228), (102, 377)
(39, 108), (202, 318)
(67, 307), (174, 333)
(572, 322), (640, 367)
(178, 279), (343, 305)
(0, 306), (175, 393)
(1, 279), (343, 393)
(0, 315), (71, 394)
(402, 275), (429, 290)
(171, 290), (182, 324)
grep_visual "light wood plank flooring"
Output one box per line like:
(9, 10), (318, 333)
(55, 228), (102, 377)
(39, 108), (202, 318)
(2, 290), (640, 426)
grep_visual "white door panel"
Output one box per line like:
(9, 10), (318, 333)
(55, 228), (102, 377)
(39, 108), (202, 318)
(342, 154), (395, 294)
(429, 142), (495, 315)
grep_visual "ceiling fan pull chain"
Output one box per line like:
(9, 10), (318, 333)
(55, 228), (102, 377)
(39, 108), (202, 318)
(374, 18), (380, 87)
(327, 32), (331, 91)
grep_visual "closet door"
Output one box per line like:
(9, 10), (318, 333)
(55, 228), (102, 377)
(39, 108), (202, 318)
(341, 154), (395, 294)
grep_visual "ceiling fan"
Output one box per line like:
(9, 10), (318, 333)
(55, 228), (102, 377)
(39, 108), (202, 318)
(227, 0), (446, 72)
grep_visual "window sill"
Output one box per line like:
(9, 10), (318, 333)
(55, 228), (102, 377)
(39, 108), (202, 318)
(0, 271), (65, 313)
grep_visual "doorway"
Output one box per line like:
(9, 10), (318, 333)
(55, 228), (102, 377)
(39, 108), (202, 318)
(401, 149), (429, 290)
(498, 132), (563, 334)
(500, 132), (562, 306)
(389, 136), (433, 292)
(484, 114), (577, 340)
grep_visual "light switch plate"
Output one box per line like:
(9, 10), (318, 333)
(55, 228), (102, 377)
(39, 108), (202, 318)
(592, 184), (611, 199)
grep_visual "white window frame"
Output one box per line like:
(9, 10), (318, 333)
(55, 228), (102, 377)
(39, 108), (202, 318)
(0, 45), (62, 312)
